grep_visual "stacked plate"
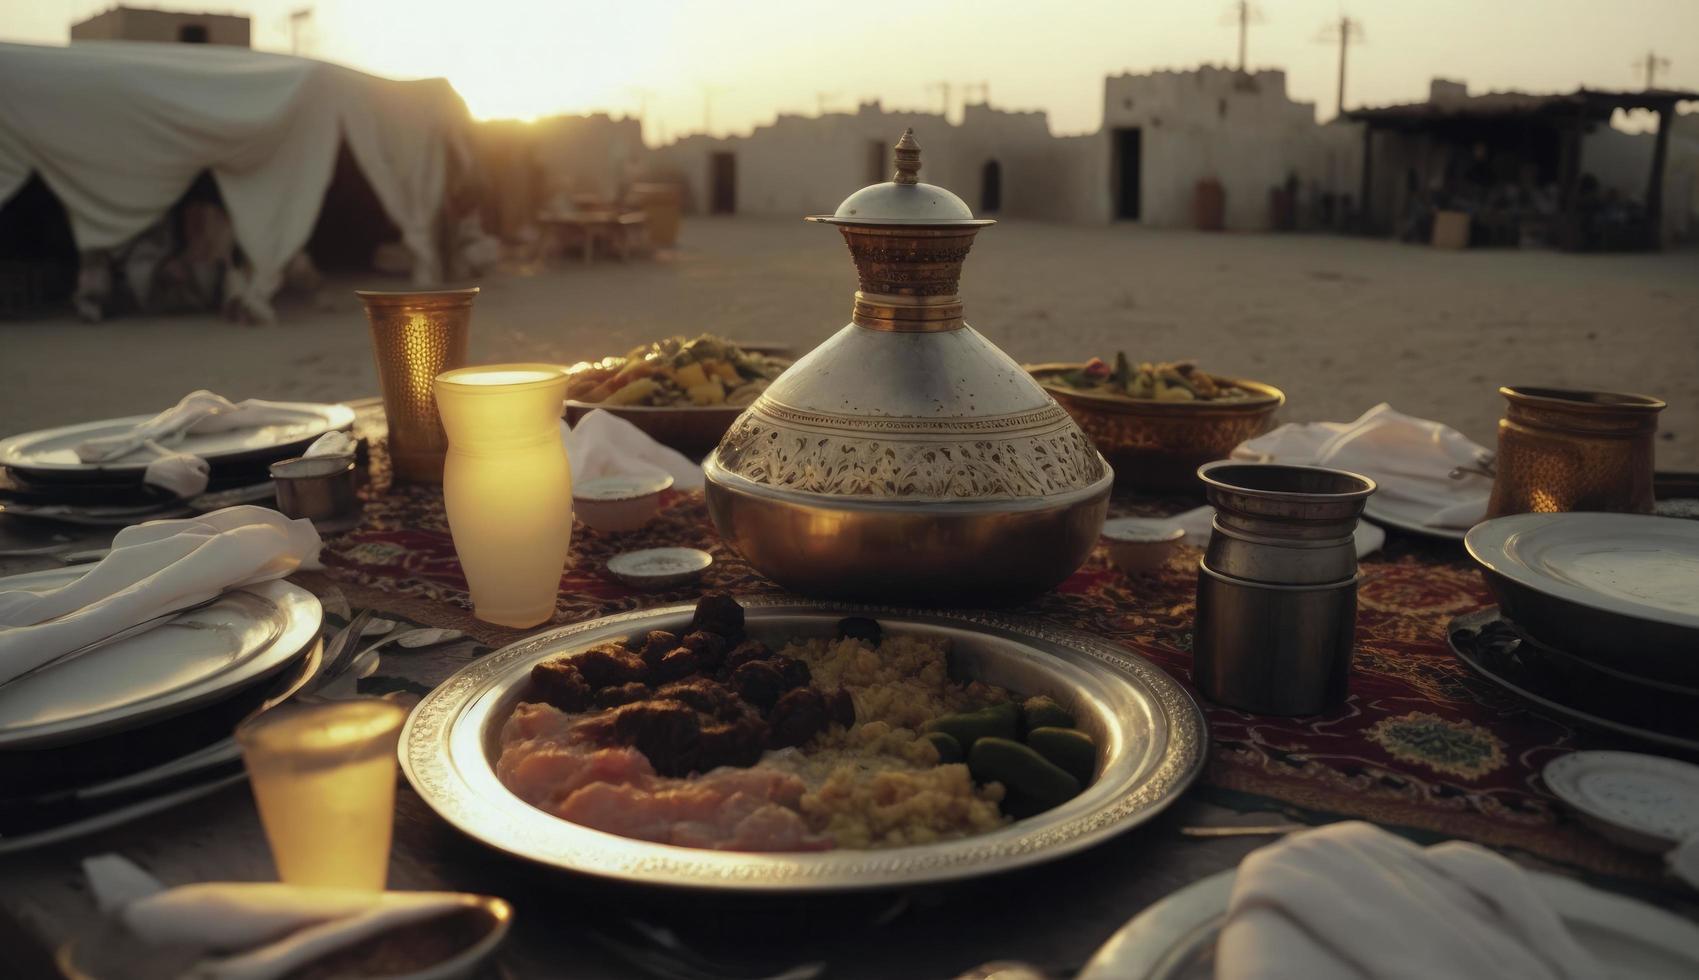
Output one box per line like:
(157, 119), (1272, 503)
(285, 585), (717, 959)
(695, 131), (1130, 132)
(0, 565), (323, 853)
(0, 403), (355, 525)
(1456, 513), (1699, 747)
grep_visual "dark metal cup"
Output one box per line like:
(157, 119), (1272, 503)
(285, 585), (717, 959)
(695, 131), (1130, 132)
(1193, 562), (1358, 715)
(1198, 461), (1376, 585)
(270, 455), (361, 533)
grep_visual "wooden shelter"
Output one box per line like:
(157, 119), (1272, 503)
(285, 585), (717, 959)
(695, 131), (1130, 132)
(1347, 87), (1697, 249)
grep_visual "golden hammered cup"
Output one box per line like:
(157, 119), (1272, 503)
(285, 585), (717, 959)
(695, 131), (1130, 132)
(1486, 385), (1665, 518)
(356, 287), (478, 483)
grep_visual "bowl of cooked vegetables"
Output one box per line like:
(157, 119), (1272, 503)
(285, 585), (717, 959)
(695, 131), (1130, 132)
(564, 335), (792, 459)
(1027, 355), (1284, 492)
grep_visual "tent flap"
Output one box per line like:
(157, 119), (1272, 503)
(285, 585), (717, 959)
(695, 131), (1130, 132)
(0, 40), (470, 319)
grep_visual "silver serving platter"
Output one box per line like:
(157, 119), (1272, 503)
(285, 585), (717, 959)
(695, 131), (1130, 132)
(401, 599), (1207, 892)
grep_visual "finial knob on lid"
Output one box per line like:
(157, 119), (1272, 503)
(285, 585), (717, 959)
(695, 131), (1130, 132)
(892, 128), (922, 185)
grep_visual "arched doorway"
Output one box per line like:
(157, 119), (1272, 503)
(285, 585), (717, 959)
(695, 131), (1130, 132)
(980, 159), (1002, 214)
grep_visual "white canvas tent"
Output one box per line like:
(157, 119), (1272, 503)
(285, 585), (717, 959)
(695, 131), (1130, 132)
(0, 40), (473, 320)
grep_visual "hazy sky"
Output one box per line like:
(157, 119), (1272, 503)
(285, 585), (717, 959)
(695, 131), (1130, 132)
(7, 0), (1697, 140)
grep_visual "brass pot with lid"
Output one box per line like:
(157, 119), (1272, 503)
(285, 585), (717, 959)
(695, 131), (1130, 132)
(703, 130), (1113, 603)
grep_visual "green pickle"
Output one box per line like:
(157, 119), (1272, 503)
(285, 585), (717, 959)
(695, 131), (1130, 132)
(1026, 726), (1096, 783)
(1020, 695), (1075, 734)
(968, 737), (1082, 811)
(922, 704), (1019, 752)
(923, 730), (963, 764)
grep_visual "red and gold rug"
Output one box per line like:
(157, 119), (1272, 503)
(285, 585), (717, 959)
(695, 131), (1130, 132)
(309, 450), (1666, 881)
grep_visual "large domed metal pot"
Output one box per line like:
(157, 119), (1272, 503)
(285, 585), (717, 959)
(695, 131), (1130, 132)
(703, 131), (1112, 604)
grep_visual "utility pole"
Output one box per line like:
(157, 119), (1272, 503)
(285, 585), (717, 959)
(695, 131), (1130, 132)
(625, 86), (654, 143)
(1316, 15), (1365, 119)
(1222, 1), (1263, 73)
(1633, 50), (1671, 89)
(927, 81), (952, 121)
(287, 7), (313, 55)
(699, 84), (726, 136)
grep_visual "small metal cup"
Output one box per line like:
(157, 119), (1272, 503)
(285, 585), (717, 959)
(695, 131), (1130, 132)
(270, 455), (361, 533)
(1199, 461), (1375, 586)
(1193, 562), (1358, 716)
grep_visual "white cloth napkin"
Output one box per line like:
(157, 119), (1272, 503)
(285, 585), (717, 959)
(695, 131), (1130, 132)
(302, 430), (356, 459)
(562, 408), (705, 491)
(143, 451), (212, 499)
(1217, 821), (1600, 980)
(1162, 505), (1386, 558)
(0, 506), (321, 686)
(1235, 404), (1493, 531)
(76, 391), (325, 463)
(85, 855), (480, 980)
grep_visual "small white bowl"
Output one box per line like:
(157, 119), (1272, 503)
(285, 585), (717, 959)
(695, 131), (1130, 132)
(1102, 517), (1186, 575)
(573, 473), (675, 532)
(606, 547), (714, 590)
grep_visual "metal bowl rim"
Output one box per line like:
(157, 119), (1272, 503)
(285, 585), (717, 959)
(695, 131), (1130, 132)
(399, 599), (1207, 892)
(564, 400), (749, 417)
(1197, 461), (1378, 503)
(1026, 363), (1286, 413)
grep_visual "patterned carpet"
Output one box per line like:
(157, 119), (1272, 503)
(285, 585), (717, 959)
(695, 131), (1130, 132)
(310, 447), (1670, 881)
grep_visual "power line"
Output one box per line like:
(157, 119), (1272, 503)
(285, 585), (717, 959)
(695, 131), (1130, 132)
(1221, 1), (1264, 73)
(1315, 15), (1365, 120)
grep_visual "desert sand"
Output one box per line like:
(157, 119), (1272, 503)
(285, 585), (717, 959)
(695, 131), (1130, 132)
(2, 218), (1695, 468)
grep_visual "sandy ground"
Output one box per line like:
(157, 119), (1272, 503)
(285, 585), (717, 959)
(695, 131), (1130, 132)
(3, 217), (1696, 469)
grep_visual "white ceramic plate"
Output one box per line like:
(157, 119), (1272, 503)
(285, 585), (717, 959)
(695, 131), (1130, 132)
(1467, 513), (1699, 630)
(0, 567), (321, 749)
(1362, 497), (1469, 542)
(0, 403), (356, 478)
(1080, 865), (1699, 980)
(1543, 751), (1699, 853)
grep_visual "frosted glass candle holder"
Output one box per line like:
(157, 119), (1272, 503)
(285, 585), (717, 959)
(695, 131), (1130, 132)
(434, 364), (572, 628)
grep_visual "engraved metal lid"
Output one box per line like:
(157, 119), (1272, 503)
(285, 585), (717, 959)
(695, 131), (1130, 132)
(807, 129), (993, 228)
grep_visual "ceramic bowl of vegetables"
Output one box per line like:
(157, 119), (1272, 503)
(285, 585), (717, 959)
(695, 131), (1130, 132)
(1027, 355), (1283, 493)
(564, 334), (792, 459)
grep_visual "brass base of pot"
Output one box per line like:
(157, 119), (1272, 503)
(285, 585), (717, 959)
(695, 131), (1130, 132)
(704, 464), (1112, 605)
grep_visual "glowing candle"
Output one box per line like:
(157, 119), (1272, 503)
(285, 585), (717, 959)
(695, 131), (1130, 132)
(237, 698), (407, 891)
(433, 364), (572, 628)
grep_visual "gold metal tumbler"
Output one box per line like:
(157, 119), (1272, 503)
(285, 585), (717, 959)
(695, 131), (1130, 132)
(355, 288), (477, 483)
(1485, 385), (1665, 518)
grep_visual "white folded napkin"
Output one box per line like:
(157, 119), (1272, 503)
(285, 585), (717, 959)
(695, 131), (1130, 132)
(1218, 821), (1600, 980)
(1163, 505), (1386, 558)
(143, 451), (212, 499)
(302, 430), (356, 459)
(562, 408), (705, 491)
(85, 855), (480, 980)
(1234, 404), (1492, 531)
(0, 506), (320, 687)
(76, 391), (326, 464)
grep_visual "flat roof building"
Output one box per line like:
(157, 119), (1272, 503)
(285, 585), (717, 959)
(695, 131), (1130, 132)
(70, 6), (251, 47)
